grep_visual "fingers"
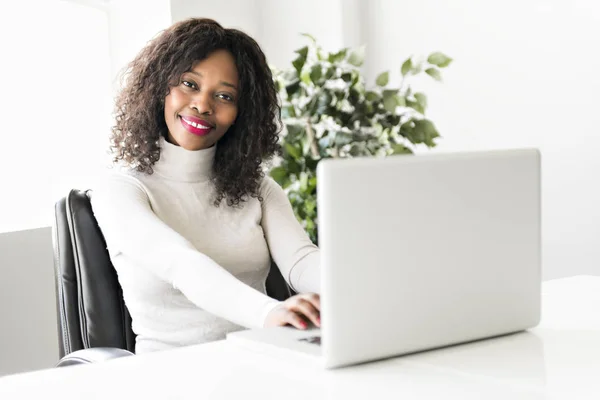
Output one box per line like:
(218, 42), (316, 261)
(263, 293), (322, 330)
(290, 298), (321, 328)
(282, 309), (309, 330)
(303, 293), (320, 312)
(282, 293), (321, 328)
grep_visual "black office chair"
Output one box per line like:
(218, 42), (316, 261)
(52, 189), (292, 367)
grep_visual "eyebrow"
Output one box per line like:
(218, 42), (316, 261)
(187, 70), (238, 91)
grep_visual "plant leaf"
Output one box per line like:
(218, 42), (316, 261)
(401, 58), (412, 76)
(347, 45), (366, 67)
(284, 158), (301, 175)
(284, 142), (302, 159)
(310, 64), (322, 84)
(269, 166), (288, 185)
(324, 66), (336, 80)
(286, 124), (305, 140)
(328, 48), (348, 63)
(281, 105), (296, 119)
(316, 91), (333, 115)
(427, 52), (453, 68)
(285, 79), (301, 96)
(382, 90), (399, 113)
(414, 92), (427, 111)
(376, 71), (389, 87)
(300, 69), (312, 85)
(365, 91), (380, 102)
(318, 135), (332, 149)
(406, 99), (424, 114)
(350, 70), (361, 86)
(292, 58), (304, 73)
(299, 172), (309, 191)
(334, 131), (354, 146)
(414, 119), (440, 146)
(425, 68), (442, 81)
(292, 46), (309, 72)
(281, 69), (298, 83)
(411, 62), (424, 75)
(295, 45), (309, 58)
(392, 143), (413, 154)
(304, 196), (316, 214)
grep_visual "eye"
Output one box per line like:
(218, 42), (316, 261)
(181, 80), (198, 90)
(217, 93), (235, 102)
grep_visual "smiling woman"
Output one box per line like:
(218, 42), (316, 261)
(91, 18), (322, 354)
(109, 18), (281, 207)
(164, 50), (239, 151)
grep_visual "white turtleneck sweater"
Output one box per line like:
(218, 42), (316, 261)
(90, 137), (320, 354)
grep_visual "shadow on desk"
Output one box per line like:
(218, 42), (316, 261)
(397, 331), (547, 389)
(358, 328), (599, 396)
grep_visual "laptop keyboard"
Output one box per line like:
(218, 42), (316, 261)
(298, 336), (321, 346)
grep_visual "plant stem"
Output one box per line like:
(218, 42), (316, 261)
(305, 120), (320, 158)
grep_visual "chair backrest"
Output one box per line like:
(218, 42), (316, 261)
(52, 189), (292, 358)
(53, 189), (136, 357)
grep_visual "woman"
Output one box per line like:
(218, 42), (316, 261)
(91, 18), (321, 354)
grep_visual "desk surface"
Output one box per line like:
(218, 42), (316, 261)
(1, 276), (599, 400)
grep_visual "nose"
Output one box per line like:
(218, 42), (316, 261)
(189, 91), (213, 115)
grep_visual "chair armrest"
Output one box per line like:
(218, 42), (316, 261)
(55, 347), (134, 367)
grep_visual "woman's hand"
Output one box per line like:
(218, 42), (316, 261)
(264, 293), (321, 329)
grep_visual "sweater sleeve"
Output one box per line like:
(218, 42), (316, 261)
(260, 177), (321, 294)
(90, 172), (280, 329)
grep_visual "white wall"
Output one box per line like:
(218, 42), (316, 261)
(362, 0), (600, 280)
(108, 0), (172, 91)
(169, 0), (351, 69)
(256, 0), (346, 68)
(0, 0), (112, 377)
(0, 228), (57, 376)
(170, 0), (262, 40)
(0, 0), (112, 233)
(0, 0), (174, 378)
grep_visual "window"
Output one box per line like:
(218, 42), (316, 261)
(0, 0), (112, 233)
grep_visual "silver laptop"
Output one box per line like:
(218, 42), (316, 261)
(227, 148), (542, 369)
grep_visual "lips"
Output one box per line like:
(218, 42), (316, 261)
(179, 115), (214, 136)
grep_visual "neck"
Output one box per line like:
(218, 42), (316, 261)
(152, 136), (216, 182)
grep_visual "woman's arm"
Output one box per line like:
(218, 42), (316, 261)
(260, 177), (321, 294)
(90, 172), (280, 329)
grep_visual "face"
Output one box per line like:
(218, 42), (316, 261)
(164, 49), (239, 151)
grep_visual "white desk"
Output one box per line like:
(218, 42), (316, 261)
(1, 276), (598, 399)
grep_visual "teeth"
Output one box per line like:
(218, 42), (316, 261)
(183, 117), (210, 129)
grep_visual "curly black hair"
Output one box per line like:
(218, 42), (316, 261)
(110, 18), (281, 207)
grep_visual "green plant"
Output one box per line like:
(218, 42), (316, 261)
(269, 34), (452, 243)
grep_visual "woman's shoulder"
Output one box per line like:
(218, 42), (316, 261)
(91, 167), (151, 197)
(259, 174), (285, 195)
(258, 174), (292, 207)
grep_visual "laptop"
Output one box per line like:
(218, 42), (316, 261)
(227, 148), (542, 369)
